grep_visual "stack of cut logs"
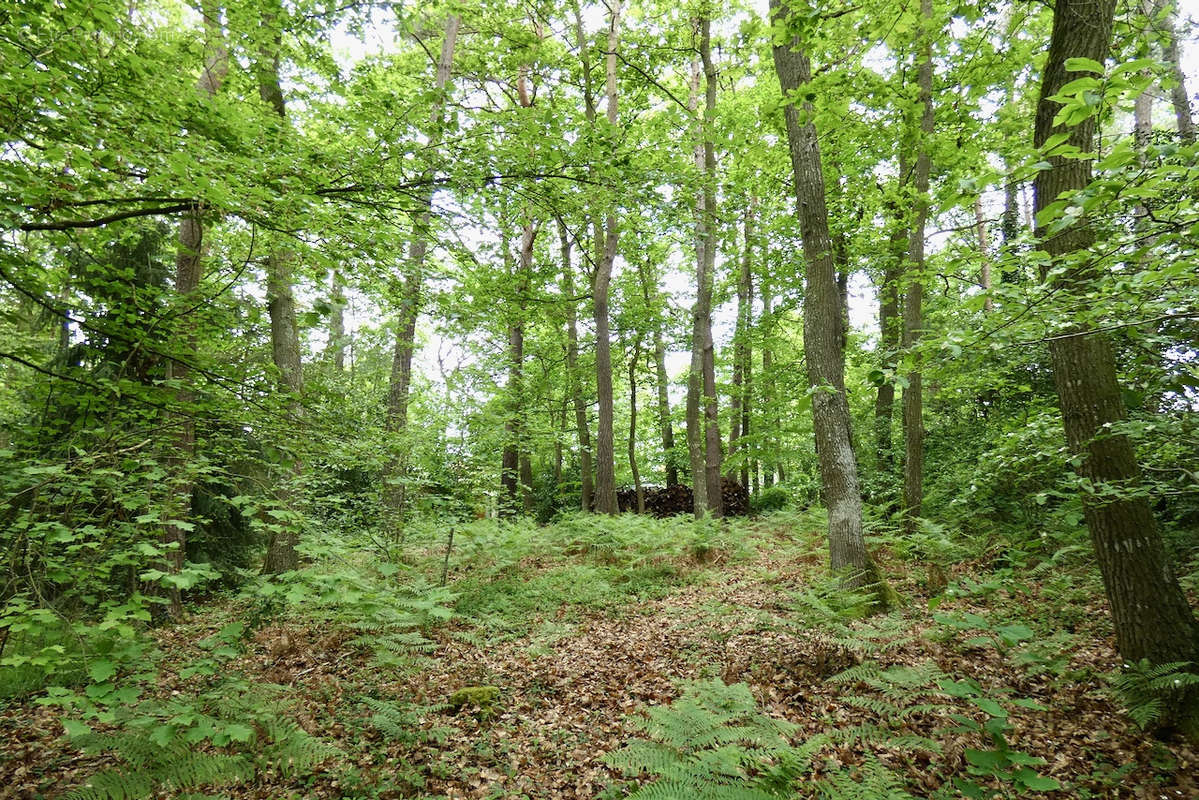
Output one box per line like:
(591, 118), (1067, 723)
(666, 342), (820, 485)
(615, 478), (749, 517)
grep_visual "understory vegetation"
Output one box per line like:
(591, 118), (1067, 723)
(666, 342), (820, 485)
(2, 507), (1196, 798)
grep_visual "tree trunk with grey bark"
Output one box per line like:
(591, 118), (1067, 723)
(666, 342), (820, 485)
(1034, 0), (1199, 713)
(901, 0), (934, 538)
(591, 1), (623, 516)
(771, 0), (883, 599)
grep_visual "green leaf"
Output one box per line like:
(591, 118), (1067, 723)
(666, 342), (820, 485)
(1013, 768), (1061, 791)
(87, 659), (117, 683)
(971, 696), (1006, 718)
(965, 747), (1006, 769)
(62, 718), (93, 738)
(224, 723), (255, 743)
(1064, 57), (1104, 75)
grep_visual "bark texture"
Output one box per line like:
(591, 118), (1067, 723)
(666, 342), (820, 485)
(902, 0), (934, 536)
(637, 255), (677, 487)
(686, 52), (708, 515)
(686, 20), (722, 517)
(1034, 0), (1199, 672)
(560, 222), (594, 510)
(771, 0), (878, 593)
(592, 0), (623, 515)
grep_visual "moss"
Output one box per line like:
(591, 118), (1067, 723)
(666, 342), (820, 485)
(447, 685), (501, 715)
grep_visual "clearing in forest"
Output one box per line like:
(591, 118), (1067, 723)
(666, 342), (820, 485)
(1, 511), (1194, 799)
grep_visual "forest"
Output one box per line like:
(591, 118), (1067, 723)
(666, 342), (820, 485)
(2, 0), (1198, 797)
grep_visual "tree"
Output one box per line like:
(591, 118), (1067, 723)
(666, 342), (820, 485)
(687, 16), (723, 517)
(164, 0), (228, 617)
(384, 12), (461, 521)
(559, 221), (595, 510)
(901, 0), (935, 536)
(255, 0), (303, 575)
(591, 0), (623, 515)
(1033, 0), (1199, 693)
(770, 0), (882, 596)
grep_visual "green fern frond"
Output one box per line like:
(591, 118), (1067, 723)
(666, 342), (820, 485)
(817, 757), (917, 800)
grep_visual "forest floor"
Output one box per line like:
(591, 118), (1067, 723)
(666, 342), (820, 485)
(1, 511), (1195, 799)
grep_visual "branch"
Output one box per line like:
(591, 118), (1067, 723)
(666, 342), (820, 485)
(18, 203), (194, 231)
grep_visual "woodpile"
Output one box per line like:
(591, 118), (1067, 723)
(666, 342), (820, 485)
(615, 478), (749, 517)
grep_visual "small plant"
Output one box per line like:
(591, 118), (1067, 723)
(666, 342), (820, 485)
(604, 679), (797, 799)
(1109, 659), (1199, 732)
(938, 677), (1060, 797)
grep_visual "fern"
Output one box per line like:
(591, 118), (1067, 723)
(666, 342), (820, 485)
(818, 757), (919, 800)
(361, 696), (451, 745)
(604, 679), (797, 799)
(64, 687), (340, 800)
(1111, 660), (1199, 729)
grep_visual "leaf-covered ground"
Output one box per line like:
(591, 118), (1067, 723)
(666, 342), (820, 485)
(1, 513), (1194, 799)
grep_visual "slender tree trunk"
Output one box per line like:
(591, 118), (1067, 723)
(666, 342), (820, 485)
(628, 338), (644, 513)
(384, 14), (461, 518)
(771, 0), (881, 597)
(165, 0), (227, 614)
(592, 1), (622, 515)
(554, 395), (566, 489)
(686, 52), (709, 516)
(1034, 0), (1199, 684)
(696, 18), (723, 516)
(729, 202), (754, 488)
(637, 255), (677, 486)
(974, 196), (993, 312)
(1145, 0), (1195, 143)
(501, 222), (536, 516)
(741, 252), (753, 492)
(256, 1), (303, 575)
(760, 277), (781, 488)
(901, 0), (934, 538)
(874, 189), (904, 474)
(328, 269), (346, 370)
(560, 222), (594, 510)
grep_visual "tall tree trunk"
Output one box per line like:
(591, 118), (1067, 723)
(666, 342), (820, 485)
(560, 222), (594, 510)
(729, 202), (754, 488)
(741, 245), (754, 492)
(628, 338), (644, 513)
(592, 0), (623, 515)
(1145, 0), (1195, 143)
(328, 269), (346, 370)
(760, 277), (781, 488)
(700, 18), (723, 516)
(771, 0), (881, 597)
(256, 1), (303, 575)
(685, 51), (709, 514)
(501, 222), (536, 517)
(974, 195), (993, 312)
(1035, 0), (1199, 685)
(165, 0), (227, 614)
(637, 255), (677, 486)
(384, 14), (461, 518)
(901, 0), (934, 538)
(874, 187), (905, 474)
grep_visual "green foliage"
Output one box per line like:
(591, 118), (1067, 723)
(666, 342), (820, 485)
(748, 486), (789, 515)
(59, 676), (339, 800)
(817, 757), (919, 800)
(1109, 660), (1199, 731)
(604, 679), (797, 800)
